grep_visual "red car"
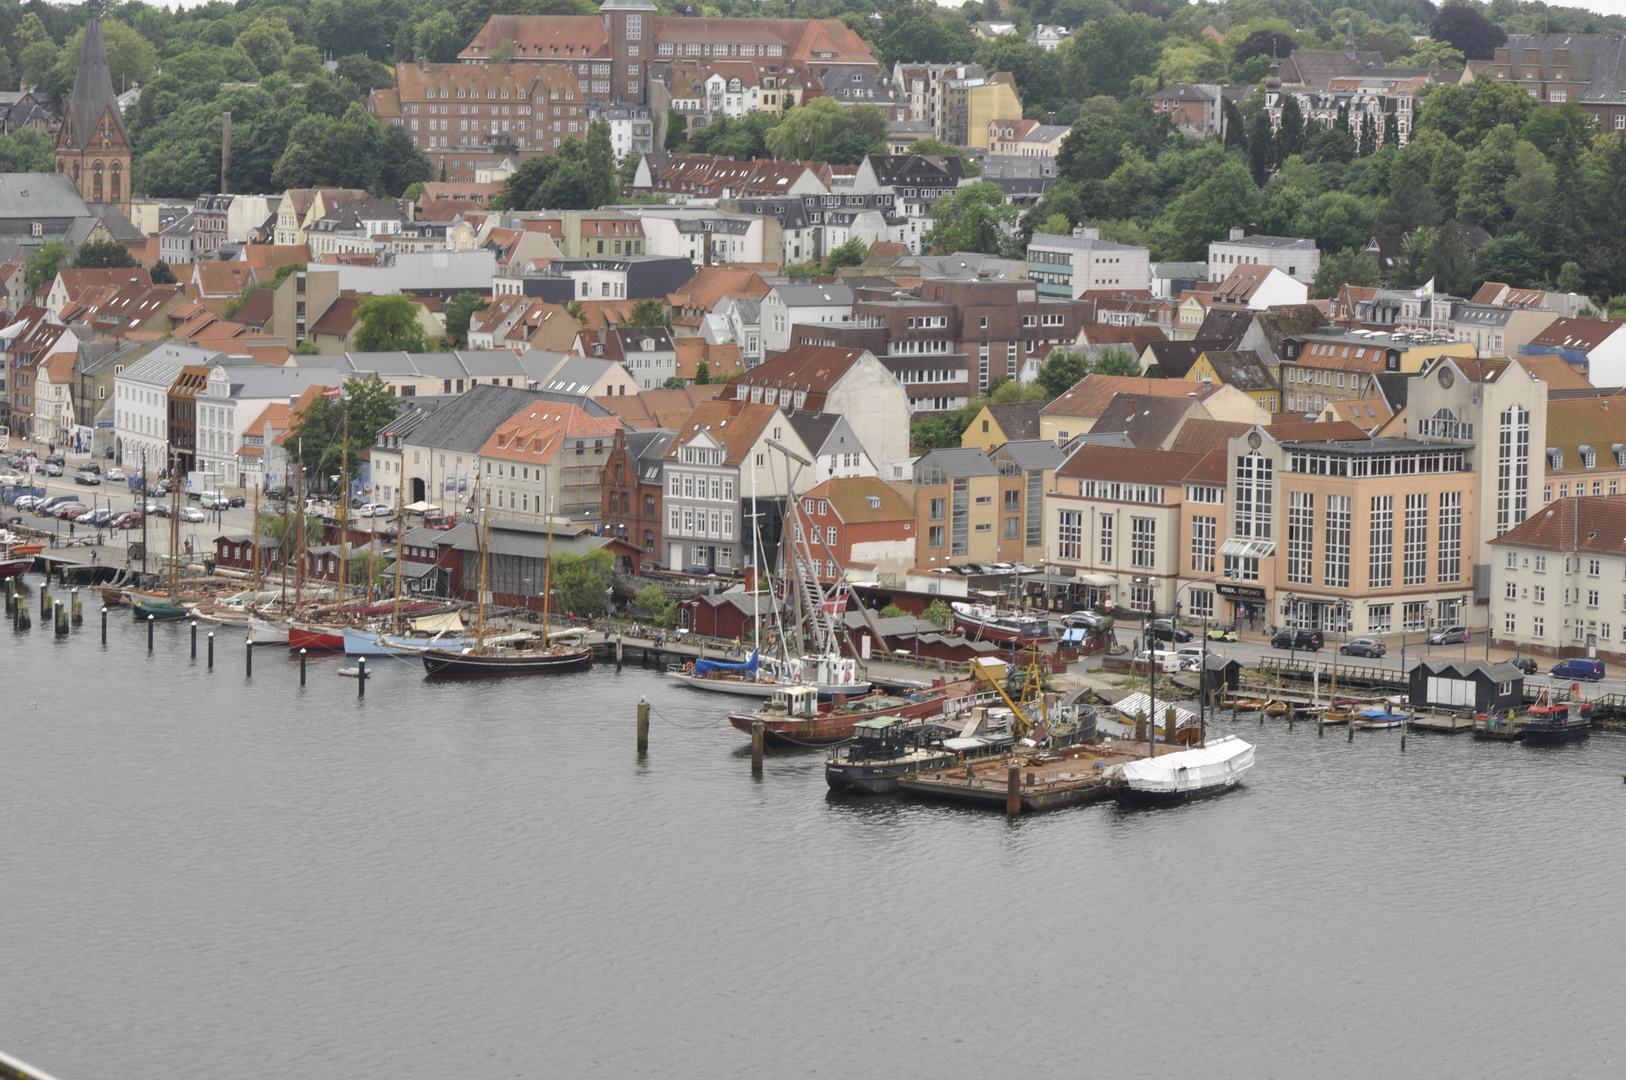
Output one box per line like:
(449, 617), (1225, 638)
(65, 505), (98, 521)
(109, 511), (143, 529)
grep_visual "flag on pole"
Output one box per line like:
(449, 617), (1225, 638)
(1413, 278), (1434, 299)
(322, 386), (342, 398)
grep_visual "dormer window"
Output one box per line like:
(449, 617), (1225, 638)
(1548, 448), (1564, 471)
(1581, 445), (1597, 470)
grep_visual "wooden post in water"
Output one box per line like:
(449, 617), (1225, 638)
(207, 632), (214, 670)
(191, 621), (198, 659)
(357, 656), (367, 697)
(101, 606), (107, 645)
(70, 587), (81, 626)
(1347, 709), (1355, 743)
(750, 720), (764, 775)
(636, 698), (649, 754)
(616, 634), (624, 669)
(300, 648), (307, 685)
(40, 584), (50, 616)
(1400, 715), (1408, 752)
(1317, 708), (1324, 737)
(54, 600), (66, 637)
(1166, 704), (1177, 749)
(1006, 764), (1021, 816)
(245, 638), (253, 678)
(147, 613), (154, 651)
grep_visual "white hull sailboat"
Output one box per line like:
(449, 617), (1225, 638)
(1117, 734), (1254, 804)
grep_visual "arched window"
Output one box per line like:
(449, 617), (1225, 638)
(93, 160), (103, 203)
(111, 162), (122, 202)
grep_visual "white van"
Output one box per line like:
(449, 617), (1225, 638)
(1134, 649), (1182, 673)
(200, 490), (228, 510)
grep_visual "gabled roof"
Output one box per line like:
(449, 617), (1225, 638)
(478, 401), (622, 464)
(984, 401), (1045, 441)
(1212, 264), (1286, 305)
(1517, 354), (1593, 391)
(1492, 496), (1626, 554)
(1144, 338), (1228, 379)
(916, 446), (997, 478)
(1543, 398), (1626, 474)
(802, 475), (911, 523)
(1087, 393), (1202, 448)
(1528, 317), (1626, 353)
(1194, 307), (1254, 347)
(665, 399), (780, 466)
(991, 439), (1063, 471)
(593, 385), (725, 429)
(309, 294), (362, 337)
(673, 338), (743, 382)
(1200, 349), (1279, 392)
(1168, 419), (1253, 455)
(666, 265), (770, 312)
(733, 344), (868, 397)
(1041, 374), (1212, 419)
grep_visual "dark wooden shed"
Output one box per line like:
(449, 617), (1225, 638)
(1408, 658), (1523, 713)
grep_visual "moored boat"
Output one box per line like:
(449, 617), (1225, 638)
(132, 597), (190, 621)
(950, 601), (1050, 644)
(421, 636), (593, 677)
(667, 650), (873, 699)
(1522, 699), (1591, 744)
(824, 717), (960, 794)
(1352, 708), (1411, 730)
(1117, 734), (1255, 804)
(289, 623), (344, 651)
(247, 616), (291, 645)
(729, 679), (979, 745)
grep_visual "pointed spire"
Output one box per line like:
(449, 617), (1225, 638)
(1346, 18), (1357, 60)
(63, 0), (127, 152)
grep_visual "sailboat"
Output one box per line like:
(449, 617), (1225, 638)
(671, 440), (870, 698)
(133, 448), (190, 621)
(421, 493), (592, 677)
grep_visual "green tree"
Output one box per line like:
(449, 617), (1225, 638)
(72, 240), (139, 269)
(1036, 213), (1072, 236)
(258, 510), (323, 551)
(549, 548), (614, 618)
(1455, 124), (1519, 229)
(1377, 151), (1440, 234)
(0, 129), (53, 172)
(354, 295), (427, 352)
(238, 17), (294, 75)
(1149, 157), (1261, 261)
(922, 182), (1020, 256)
(694, 360), (711, 385)
(25, 240), (69, 291)
(824, 237), (872, 270)
(625, 298), (667, 327)
(377, 124), (435, 197)
(1246, 110), (1274, 186)
(18, 41), (60, 91)
(443, 292), (490, 347)
(764, 98), (886, 163)
(874, 5), (979, 67)
(1471, 233), (1548, 289)
(150, 261), (177, 286)
(1036, 350), (1092, 399)
(631, 584), (677, 628)
(414, 11), (464, 64)
(1091, 347), (1140, 377)
(923, 599), (955, 629)
(1067, 14), (1165, 100)
(40, 21), (160, 100)
(661, 376), (686, 390)
(1556, 261), (1585, 295)
(1276, 95), (1305, 161)
(285, 374), (399, 493)
(1311, 249), (1379, 299)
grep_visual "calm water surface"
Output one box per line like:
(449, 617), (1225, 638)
(3, 577), (1623, 1079)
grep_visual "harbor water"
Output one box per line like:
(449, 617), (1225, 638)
(3, 588), (1624, 1079)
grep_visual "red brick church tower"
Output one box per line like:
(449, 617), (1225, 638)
(55, 0), (132, 216)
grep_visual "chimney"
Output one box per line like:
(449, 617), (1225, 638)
(1229, 227), (1246, 241)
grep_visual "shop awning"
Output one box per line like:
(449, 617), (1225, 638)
(1075, 572), (1118, 587)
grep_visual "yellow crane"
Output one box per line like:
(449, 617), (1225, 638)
(969, 646), (1050, 742)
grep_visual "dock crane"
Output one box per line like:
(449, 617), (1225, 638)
(969, 645), (1050, 743)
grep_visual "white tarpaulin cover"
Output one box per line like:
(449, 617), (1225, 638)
(410, 611), (465, 632)
(1120, 735), (1254, 796)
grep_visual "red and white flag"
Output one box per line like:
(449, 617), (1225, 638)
(322, 386), (342, 398)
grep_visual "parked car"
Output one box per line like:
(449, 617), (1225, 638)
(37, 495), (80, 514)
(63, 505), (96, 521)
(1509, 658), (1539, 676)
(1339, 637), (1387, 658)
(73, 468), (101, 486)
(104, 468), (125, 481)
(50, 502), (87, 519)
(45, 454), (64, 466)
(88, 508), (118, 528)
(148, 503), (171, 518)
(1425, 624), (1470, 645)
(1207, 623), (1238, 641)
(13, 494), (44, 510)
(43, 462), (62, 476)
(179, 506), (206, 523)
(356, 502), (393, 517)
(1133, 648), (1183, 673)
(1149, 618), (1194, 644)
(1270, 628), (1324, 651)
(1550, 657), (1606, 682)
(109, 512), (143, 530)
(0, 472), (23, 486)
(228, 494), (246, 508)
(266, 500), (287, 516)
(1062, 609), (1112, 631)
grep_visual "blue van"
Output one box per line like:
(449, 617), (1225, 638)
(1549, 657), (1606, 682)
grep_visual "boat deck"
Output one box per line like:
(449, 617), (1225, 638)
(896, 740), (1177, 813)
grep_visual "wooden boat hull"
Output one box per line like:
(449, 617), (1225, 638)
(421, 646), (592, 677)
(247, 617), (290, 645)
(729, 685), (974, 745)
(0, 556), (31, 580)
(132, 599), (190, 621)
(289, 624), (344, 651)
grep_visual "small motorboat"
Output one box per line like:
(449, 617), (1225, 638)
(1351, 709), (1411, 730)
(1522, 698), (1591, 744)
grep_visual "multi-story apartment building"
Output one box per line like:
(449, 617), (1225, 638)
(476, 400), (624, 517)
(601, 427), (674, 563)
(726, 344), (910, 471)
(792, 280), (1093, 409)
(1026, 228), (1150, 299)
(1472, 34), (1626, 130)
(907, 447), (1002, 568)
(1490, 496), (1626, 662)
(1208, 229), (1320, 286)
(794, 475), (915, 585)
(659, 398), (812, 573)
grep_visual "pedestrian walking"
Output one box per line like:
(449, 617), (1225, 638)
(68, 520), (75, 538)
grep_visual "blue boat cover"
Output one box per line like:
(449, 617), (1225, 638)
(693, 651), (759, 677)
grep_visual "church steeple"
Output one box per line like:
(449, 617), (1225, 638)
(1345, 18), (1357, 60)
(54, 0), (132, 215)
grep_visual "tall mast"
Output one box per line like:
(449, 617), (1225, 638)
(393, 466), (404, 632)
(749, 451), (760, 656)
(294, 442), (304, 611)
(476, 487), (490, 647)
(540, 495), (554, 643)
(339, 406), (349, 615)
(168, 445), (179, 596)
(252, 483), (260, 593)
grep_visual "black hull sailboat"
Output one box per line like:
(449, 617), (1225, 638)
(421, 645), (592, 677)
